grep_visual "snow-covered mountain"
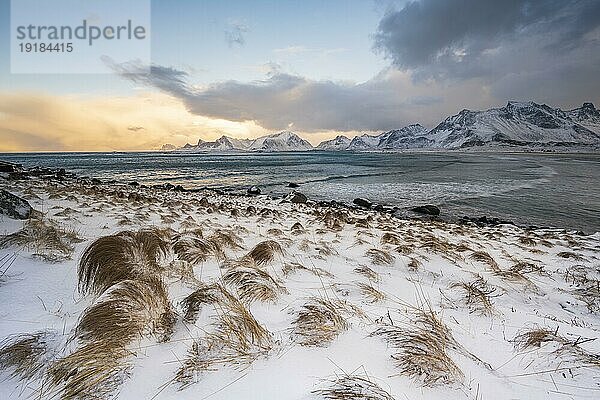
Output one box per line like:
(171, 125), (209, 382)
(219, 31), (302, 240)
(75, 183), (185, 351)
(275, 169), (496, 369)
(346, 133), (380, 150)
(376, 124), (430, 149)
(568, 102), (600, 134)
(176, 131), (313, 152)
(316, 135), (352, 150)
(166, 101), (600, 152)
(426, 101), (600, 148)
(248, 131), (313, 151)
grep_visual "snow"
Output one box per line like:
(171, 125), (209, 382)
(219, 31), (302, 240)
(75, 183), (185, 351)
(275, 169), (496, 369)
(2, 177), (599, 400)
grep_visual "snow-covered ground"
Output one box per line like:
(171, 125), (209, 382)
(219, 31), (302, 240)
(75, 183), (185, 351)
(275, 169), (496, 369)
(0, 177), (599, 400)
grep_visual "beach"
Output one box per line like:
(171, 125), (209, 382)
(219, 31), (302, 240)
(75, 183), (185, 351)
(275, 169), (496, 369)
(0, 168), (599, 400)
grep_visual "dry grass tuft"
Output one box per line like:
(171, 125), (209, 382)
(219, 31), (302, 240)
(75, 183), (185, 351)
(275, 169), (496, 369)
(247, 240), (283, 266)
(407, 257), (422, 271)
(207, 230), (244, 250)
(223, 265), (286, 303)
(0, 217), (82, 262)
(512, 327), (600, 366)
(292, 298), (350, 346)
(314, 373), (395, 400)
(290, 222), (305, 235)
(450, 276), (497, 315)
(366, 248), (394, 266)
(78, 229), (169, 295)
(76, 277), (175, 346)
(283, 262), (334, 278)
(47, 342), (131, 400)
(176, 290), (273, 387)
(354, 265), (379, 282)
(180, 284), (222, 323)
(381, 232), (402, 246)
(357, 282), (385, 303)
(372, 309), (464, 386)
(173, 234), (224, 265)
(469, 251), (501, 272)
(0, 331), (56, 381)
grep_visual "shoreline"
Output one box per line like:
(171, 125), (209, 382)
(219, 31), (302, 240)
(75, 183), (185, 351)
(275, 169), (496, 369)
(1, 160), (596, 235)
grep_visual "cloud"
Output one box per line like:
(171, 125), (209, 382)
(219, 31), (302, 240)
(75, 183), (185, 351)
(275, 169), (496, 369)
(224, 21), (249, 47)
(0, 91), (266, 152)
(374, 0), (600, 80)
(106, 58), (471, 132)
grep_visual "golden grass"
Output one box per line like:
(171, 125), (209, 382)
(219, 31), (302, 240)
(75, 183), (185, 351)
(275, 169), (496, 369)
(366, 248), (394, 266)
(76, 277), (175, 346)
(292, 298), (350, 346)
(176, 289), (273, 387)
(78, 229), (169, 295)
(512, 327), (600, 366)
(0, 331), (55, 381)
(223, 265), (286, 303)
(354, 265), (379, 282)
(180, 284), (222, 323)
(372, 309), (464, 386)
(380, 232), (402, 246)
(357, 282), (385, 303)
(173, 234), (224, 265)
(247, 240), (283, 266)
(0, 217), (82, 262)
(313, 373), (395, 400)
(47, 342), (131, 400)
(450, 276), (496, 315)
(283, 262), (334, 278)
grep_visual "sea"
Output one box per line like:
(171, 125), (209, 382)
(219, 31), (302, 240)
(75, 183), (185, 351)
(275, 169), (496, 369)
(2, 151), (599, 233)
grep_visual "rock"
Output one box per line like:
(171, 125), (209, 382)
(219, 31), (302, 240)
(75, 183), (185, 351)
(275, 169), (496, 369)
(174, 185), (186, 192)
(0, 161), (17, 173)
(57, 168), (66, 177)
(247, 186), (261, 195)
(287, 182), (300, 188)
(373, 204), (384, 212)
(353, 198), (372, 208)
(129, 181), (139, 186)
(289, 191), (308, 204)
(0, 189), (33, 220)
(411, 205), (441, 216)
(90, 178), (102, 185)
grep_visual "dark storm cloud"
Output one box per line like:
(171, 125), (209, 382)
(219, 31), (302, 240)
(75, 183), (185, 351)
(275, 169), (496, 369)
(374, 0), (600, 80)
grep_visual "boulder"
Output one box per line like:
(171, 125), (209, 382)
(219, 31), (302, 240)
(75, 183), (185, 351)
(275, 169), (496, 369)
(0, 161), (17, 173)
(287, 182), (300, 188)
(247, 186), (261, 195)
(289, 191), (308, 204)
(353, 198), (372, 208)
(0, 189), (33, 220)
(411, 205), (440, 216)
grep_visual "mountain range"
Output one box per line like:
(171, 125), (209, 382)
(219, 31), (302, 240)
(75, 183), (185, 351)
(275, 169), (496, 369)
(165, 102), (600, 152)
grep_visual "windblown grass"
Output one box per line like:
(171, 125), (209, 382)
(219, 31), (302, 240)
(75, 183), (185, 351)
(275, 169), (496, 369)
(314, 373), (395, 400)
(47, 342), (131, 400)
(450, 276), (497, 315)
(366, 248), (394, 266)
(380, 232), (402, 246)
(78, 229), (170, 295)
(292, 298), (351, 346)
(176, 289), (272, 388)
(357, 282), (385, 303)
(180, 284), (222, 323)
(247, 240), (283, 266)
(76, 277), (175, 346)
(283, 262), (334, 278)
(0, 217), (82, 262)
(0, 331), (56, 381)
(372, 309), (464, 386)
(173, 233), (224, 265)
(223, 264), (286, 303)
(513, 327), (600, 366)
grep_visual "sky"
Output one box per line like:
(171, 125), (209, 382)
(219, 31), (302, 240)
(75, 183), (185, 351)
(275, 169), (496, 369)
(1, 0), (599, 151)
